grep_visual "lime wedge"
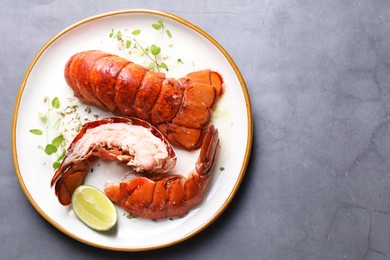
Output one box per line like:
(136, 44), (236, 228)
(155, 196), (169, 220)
(71, 185), (117, 231)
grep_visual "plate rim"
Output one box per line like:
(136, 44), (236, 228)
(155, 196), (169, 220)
(12, 8), (253, 251)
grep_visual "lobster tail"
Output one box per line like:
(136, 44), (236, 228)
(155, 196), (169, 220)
(50, 116), (177, 206)
(104, 124), (219, 219)
(64, 50), (223, 150)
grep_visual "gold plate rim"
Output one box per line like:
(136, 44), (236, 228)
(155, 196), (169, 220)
(12, 8), (253, 251)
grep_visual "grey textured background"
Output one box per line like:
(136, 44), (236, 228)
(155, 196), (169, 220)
(2, 0), (390, 259)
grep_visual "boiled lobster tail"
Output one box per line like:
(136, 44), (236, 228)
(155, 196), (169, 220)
(50, 116), (177, 205)
(50, 115), (219, 219)
(64, 50), (223, 150)
(104, 124), (219, 219)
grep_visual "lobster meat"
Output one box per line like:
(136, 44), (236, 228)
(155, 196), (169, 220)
(50, 116), (219, 219)
(64, 50), (223, 150)
(50, 116), (176, 205)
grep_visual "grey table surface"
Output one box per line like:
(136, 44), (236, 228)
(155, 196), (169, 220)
(2, 0), (390, 259)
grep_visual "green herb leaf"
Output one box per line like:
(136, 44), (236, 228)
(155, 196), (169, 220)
(53, 161), (61, 169)
(38, 111), (48, 122)
(132, 29), (141, 35)
(150, 44), (161, 56)
(109, 29), (114, 38)
(166, 30), (172, 38)
(126, 40), (131, 49)
(52, 97), (60, 109)
(117, 31), (123, 40)
(160, 62), (168, 71)
(30, 129), (43, 135)
(147, 62), (155, 71)
(52, 118), (61, 131)
(152, 23), (161, 30)
(57, 150), (66, 161)
(51, 135), (64, 147)
(44, 144), (57, 155)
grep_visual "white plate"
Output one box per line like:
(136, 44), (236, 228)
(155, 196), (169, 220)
(12, 9), (252, 251)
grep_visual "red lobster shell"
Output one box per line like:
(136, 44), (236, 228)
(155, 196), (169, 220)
(50, 116), (176, 205)
(64, 50), (223, 150)
(50, 116), (219, 219)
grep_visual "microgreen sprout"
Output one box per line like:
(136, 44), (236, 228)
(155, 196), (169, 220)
(29, 96), (66, 169)
(109, 19), (176, 72)
(29, 97), (98, 170)
(30, 129), (43, 135)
